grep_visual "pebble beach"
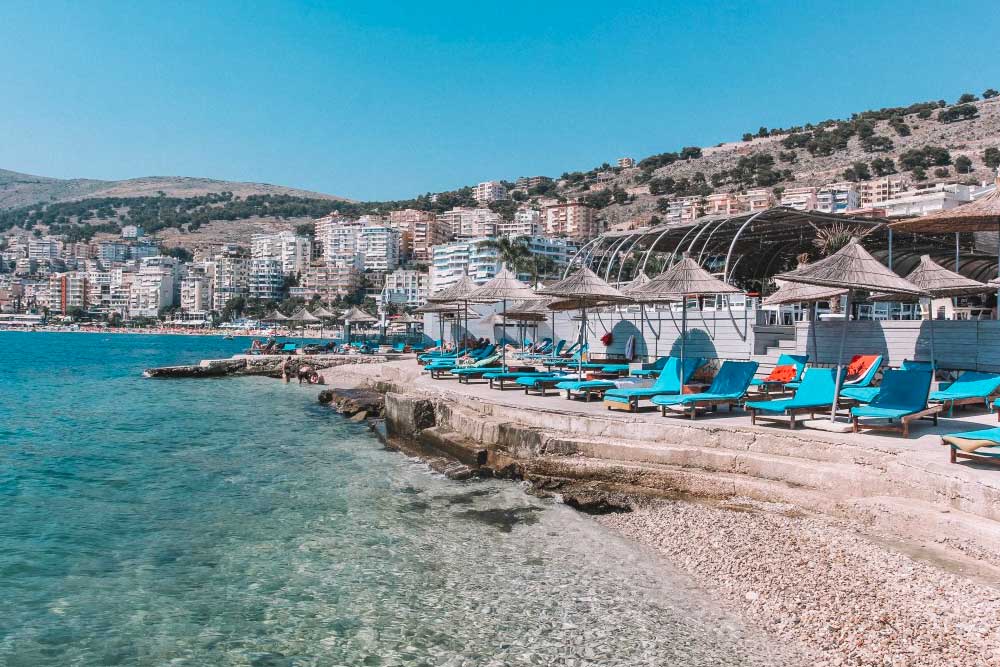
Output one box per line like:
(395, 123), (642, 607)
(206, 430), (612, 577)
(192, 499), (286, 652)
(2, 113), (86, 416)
(599, 498), (1000, 666)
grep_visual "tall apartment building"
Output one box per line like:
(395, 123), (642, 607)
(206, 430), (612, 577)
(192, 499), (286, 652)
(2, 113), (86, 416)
(382, 268), (429, 307)
(880, 183), (989, 218)
(514, 176), (551, 191)
(780, 187), (819, 211)
(388, 209), (452, 262)
(430, 239), (500, 291)
(523, 236), (582, 275)
(617, 157), (636, 169)
(180, 275), (213, 314)
(857, 177), (909, 207)
(816, 183), (860, 214)
(314, 215), (362, 261)
(47, 272), (89, 314)
(98, 242), (130, 265)
(295, 262), (362, 301)
(437, 207), (502, 238)
(130, 257), (180, 317)
(28, 237), (61, 260)
(499, 208), (542, 238)
(660, 197), (703, 224)
(248, 258), (284, 301)
(473, 180), (508, 204)
(542, 202), (601, 239)
(740, 188), (775, 213)
(210, 251), (250, 312)
(359, 226), (401, 272)
(251, 231), (311, 275)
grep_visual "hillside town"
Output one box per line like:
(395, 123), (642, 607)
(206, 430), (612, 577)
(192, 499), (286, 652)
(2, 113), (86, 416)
(1, 167), (998, 325)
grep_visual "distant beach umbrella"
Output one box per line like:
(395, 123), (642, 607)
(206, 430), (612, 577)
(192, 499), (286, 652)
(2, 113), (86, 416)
(341, 306), (376, 345)
(468, 265), (539, 371)
(427, 273), (479, 346)
(310, 304), (338, 319)
(537, 266), (629, 379)
(264, 310), (289, 322)
(621, 272), (654, 356)
(632, 255), (742, 386)
(288, 307), (321, 323)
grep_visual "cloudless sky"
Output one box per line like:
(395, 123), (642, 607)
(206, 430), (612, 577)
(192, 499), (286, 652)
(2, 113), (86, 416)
(2, 1), (999, 201)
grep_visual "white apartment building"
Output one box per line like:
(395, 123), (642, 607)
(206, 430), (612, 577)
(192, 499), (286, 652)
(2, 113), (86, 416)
(382, 268), (430, 308)
(98, 242), (130, 265)
(314, 215), (360, 260)
(249, 258), (284, 301)
(295, 262), (362, 300)
(617, 157), (636, 169)
(359, 226), (401, 272)
(543, 202), (601, 239)
(881, 183), (993, 219)
(389, 209), (451, 262)
(499, 208), (542, 238)
(473, 180), (508, 204)
(121, 225), (143, 239)
(251, 231), (310, 275)
(660, 197), (703, 225)
(430, 239), (500, 291)
(210, 252), (250, 312)
(524, 236), (582, 273)
(437, 207), (502, 238)
(780, 187), (819, 211)
(47, 272), (89, 314)
(130, 257), (180, 317)
(816, 183), (860, 214)
(180, 275), (212, 314)
(28, 237), (61, 260)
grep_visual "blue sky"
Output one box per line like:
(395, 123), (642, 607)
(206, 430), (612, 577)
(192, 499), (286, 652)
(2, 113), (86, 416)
(1, 1), (999, 201)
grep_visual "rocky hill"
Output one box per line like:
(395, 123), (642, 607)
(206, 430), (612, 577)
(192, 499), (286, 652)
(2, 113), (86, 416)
(0, 169), (348, 210)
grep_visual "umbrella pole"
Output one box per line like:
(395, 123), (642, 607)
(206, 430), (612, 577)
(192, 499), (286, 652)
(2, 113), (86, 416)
(579, 306), (587, 380)
(680, 298), (687, 387)
(996, 221), (1000, 321)
(829, 292), (851, 422)
(928, 298), (937, 373)
(811, 304), (819, 365)
(955, 233), (960, 272)
(502, 298), (507, 371)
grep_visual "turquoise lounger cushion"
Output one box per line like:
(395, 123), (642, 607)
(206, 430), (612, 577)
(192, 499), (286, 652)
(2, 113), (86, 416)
(841, 386), (880, 403)
(850, 369), (932, 420)
(604, 357), (703, 404)
(746, 368), (840, 414)
(555, 379), (618, 392)
(930, 371), (1000, 402)
(599, 364), (631, 373)
(515, 375), (574, 388)
(482, 370), (553, 380)
(651, 360), (759, 407)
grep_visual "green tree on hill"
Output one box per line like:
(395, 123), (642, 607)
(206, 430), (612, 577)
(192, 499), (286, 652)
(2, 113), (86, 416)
(984, 89), (999, 99)
(955, 156), (973, 174)
(957, 93), (978, 103)
(983, 147), (1000, 170)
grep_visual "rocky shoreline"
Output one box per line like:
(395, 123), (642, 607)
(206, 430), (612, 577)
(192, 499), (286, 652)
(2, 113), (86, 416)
(312, 360), (1000, 666)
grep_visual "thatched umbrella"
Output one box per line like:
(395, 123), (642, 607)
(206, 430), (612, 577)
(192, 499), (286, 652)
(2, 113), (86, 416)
(468, 265), (538, 371)
(762, 281), (846, 363)
(426, 273), (479, 346)
(774, 240), (927, 420)
(632, 256), (742, 386)
(264, 310), (289, 322)
(310, 304), (338, 318)
(871, 255), (990, 369)
(537, 266), (629, 379)
(415, 303), (481, 346)
(341, 306), (376, 344)
(889, 170), (1000, 317)
(502, 299), (548, 349)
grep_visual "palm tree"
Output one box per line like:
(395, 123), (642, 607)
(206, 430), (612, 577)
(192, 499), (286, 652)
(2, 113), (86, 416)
(810, 222), (875, 258)
(479, 236), (531, 268)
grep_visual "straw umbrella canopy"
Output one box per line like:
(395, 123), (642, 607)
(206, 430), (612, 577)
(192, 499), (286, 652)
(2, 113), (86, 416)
(870, 255), (990, 370)
(536, 266), (629, 379)
(310, 304), (338, 318)
(341, 306), (376, 344)
(288, 307), (321, 323)
(264, 310), (289, 322)
(762, 282), (846, 306)
(632, 256), (742, 386)
(774, 240), (928, 421)
(888, 170), (1000, 317)
(467, 265), (539, 371)
(426, 273), (479, 346)
(501, 301), (547, 349)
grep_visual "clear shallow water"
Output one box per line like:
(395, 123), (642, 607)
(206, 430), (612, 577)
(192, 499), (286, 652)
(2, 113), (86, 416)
(0, 332), (782, 666)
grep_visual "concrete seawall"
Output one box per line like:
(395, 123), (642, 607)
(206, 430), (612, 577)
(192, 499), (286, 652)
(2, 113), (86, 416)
(334, 360), (1000, 564)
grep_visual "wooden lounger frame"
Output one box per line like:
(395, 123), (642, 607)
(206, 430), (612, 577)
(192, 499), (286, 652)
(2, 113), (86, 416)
(522, 377), (566, 397)
(659, 398), (742, 420)
(946, 443), (1000, 467)
(748, 406), (824, 430)
(852, 405), (943, 437)
(564, 386), (610, 402)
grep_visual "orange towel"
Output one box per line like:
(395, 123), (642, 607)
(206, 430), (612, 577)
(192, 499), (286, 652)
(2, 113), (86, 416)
(845, 354), (879, 382)
(765, 364), (797, 383)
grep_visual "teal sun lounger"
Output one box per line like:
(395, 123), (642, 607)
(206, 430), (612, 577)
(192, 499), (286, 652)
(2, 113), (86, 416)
(930, 371), (1000, 415)
(650, 360), (759, 420)
(482, 369), (558, 389)
(602, 357), (705, 412)
(941, 427), (1000, 466)
(746, 368), (842, 429)
(850, 369), (941, 437)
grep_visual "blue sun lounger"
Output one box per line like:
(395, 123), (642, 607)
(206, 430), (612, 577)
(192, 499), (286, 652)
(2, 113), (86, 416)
(930, 371), (1000, 415)
(483, 369), (559, 389)
(940, 427), (1000, 466)
(601, 357), (704, 412)
(850, 369), (941, 437)
(841, 359), (928, 404)
(650, 361), (759, 420)
(516, 373), (576, 396)
(746, 368), (843, 429)
(827, 354), (883, 402)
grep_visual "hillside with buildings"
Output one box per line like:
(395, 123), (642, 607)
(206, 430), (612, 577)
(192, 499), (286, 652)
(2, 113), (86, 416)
(1, 87), (998, 324)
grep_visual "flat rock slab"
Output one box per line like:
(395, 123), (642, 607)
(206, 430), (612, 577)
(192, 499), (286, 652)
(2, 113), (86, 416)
(799, 419), (854, 433)
(318, 387), (385, 417)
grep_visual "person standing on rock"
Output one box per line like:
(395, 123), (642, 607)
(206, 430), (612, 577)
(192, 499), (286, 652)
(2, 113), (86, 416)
(281, 355), (294, 383)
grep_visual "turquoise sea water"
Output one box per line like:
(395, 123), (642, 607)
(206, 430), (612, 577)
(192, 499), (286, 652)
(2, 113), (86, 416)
(0, 332), (781, 666)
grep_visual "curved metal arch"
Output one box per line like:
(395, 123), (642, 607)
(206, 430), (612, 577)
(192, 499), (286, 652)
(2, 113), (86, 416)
(722, 209), (769, 283)
(696, 215), (740, 265)
(683, 216), (723, 258)
(615, 233), (650, 284)
(667, 221), (711, 269)
(563, 236), (603, 278)
(588, 234), (619, 275)
(603, 233), (638, 282)
(639, 227), (677, 276)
